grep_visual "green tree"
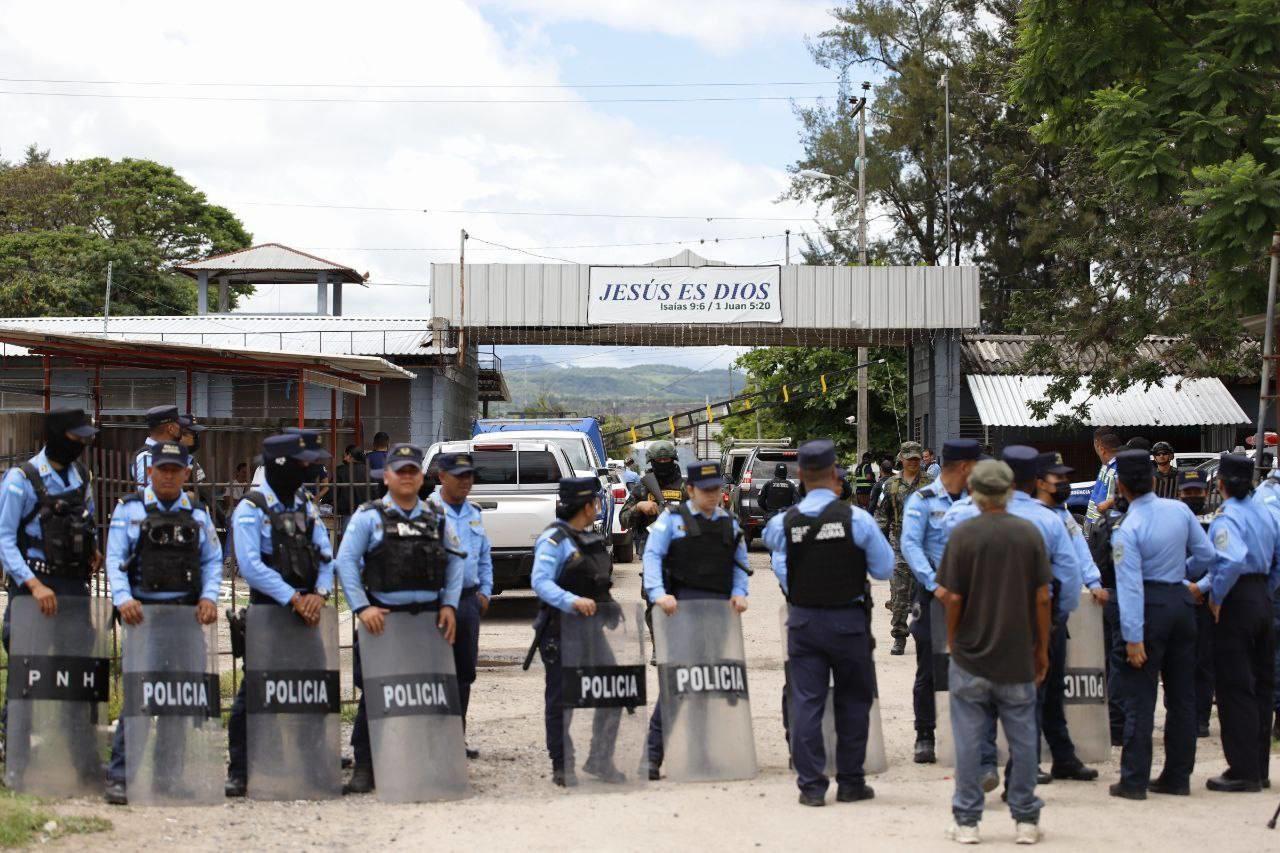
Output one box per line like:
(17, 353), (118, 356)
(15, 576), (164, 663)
(1008, 0), (1280, 415)
(719, 346), (908, 459)
(0, 150), (252, 317)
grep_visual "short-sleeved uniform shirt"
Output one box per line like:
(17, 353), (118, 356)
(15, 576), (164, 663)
(937, 512), (1053, 684)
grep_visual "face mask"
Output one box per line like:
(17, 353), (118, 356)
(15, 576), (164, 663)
(265, 459), (307, 499)
(1052, 481), (1072, 505)
(1181, 497), (1206, 516)
(45, 431), (85, 466)
(653, 459), (679, 480)
(1114, 496), (1130, 514)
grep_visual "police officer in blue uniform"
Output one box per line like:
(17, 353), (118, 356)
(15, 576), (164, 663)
(643, 460), (750, 779)
(900, 438), (980, 765)
(1176, 468), (1216, 737)
(282, 427), (332, 500)
(0, 407), (100, 746)
(427, 450), (493, 759)
(134, 405), (181, 489)
(1108, 449), (1216, 799)
(336, 443), (463, 794)
(531, 476), (621, 787)
(103, 440), (223, 805)
(1191, 453), (1280, 792)
(225, 433), (336, 797)
(764, 439), (894, 807)
(1250, 467), (1280, 742)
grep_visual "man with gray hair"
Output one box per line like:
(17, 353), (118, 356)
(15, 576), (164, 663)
(936, 460), (1052, 845)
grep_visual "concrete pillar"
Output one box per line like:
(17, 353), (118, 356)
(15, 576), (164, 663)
(332, 282), (343, 316)
(928, 332), (963, 451)
(197, 271), (209, 314)
(217, 277), (229, 312)
(316, 272), (329, 315)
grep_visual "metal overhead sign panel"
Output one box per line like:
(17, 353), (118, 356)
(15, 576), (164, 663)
(587, 266), (782, 325)
(301, 369), (366, 396)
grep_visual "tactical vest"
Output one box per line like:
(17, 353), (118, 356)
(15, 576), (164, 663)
(763, 478), (797, 511)
(548, 521), (613, 602)
(630, 472), (684, 534)
(783, 501), (868, 607)
(361, 501), (449, 595)
(663, 505), (738, 596)
(124, 494), (202, 595)
(17, 461), (95, 579)
(244, 490), (319, 592)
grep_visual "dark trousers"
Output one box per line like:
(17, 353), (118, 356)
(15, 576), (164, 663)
(539, 617), (623, 772)
(646, 589), (726, 767)
(1272, 588), (1280, 715)
(1211, 575), (1276, 784)
(228, 678), (248, 782)
(1102, 595), (1126, 744)
(1114, 583), (1197, 791)
(786, 605), (873, 795)
(911, 585), (936, 735)
(1194, 603), (1215, 727)
(453, 588), (481, 727)
(1040, 615), (1083, 769)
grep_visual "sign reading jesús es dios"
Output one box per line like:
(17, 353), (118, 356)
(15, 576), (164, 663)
(588, 266), (782, 325)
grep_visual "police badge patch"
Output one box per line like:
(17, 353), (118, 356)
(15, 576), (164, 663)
(1214, 528), (1229, 549)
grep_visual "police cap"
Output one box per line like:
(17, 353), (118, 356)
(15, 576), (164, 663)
(1114, 449), (1153, 483)
(558, 476), (601, 507)
(1000, 445), (1039, 482)
(47, 406), (97, 439)
(262, 434), (320, 465)
(178, 414), (207, 434)
(797, 439), (836, 470)
(145, 405), (180, 429)
(386, 443), (425, 472)
(1218, 453), (1253, 484)
(941, 439), (980, 462)
(436, 451), (475, 476)
(150, 441), (189, 469)
(687, 460), (723, 489)
(1177, 468), (1208, 491)
(283, 427), (332, 460)
(1036, 450), (1073, 478)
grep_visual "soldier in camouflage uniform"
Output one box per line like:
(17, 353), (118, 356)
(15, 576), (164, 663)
(618, 440), (686, 557)
(875, 441), (934, 655)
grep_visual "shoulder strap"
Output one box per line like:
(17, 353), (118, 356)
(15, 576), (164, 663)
(18, 462), (46, 500)
(120, 493), (143, 505)
(676, 503), (701, 537)
(640, 472), (663, 501)
(357, 499), (381, 514)
(546, 520), (573, 546)
(244, 490), (272, 514)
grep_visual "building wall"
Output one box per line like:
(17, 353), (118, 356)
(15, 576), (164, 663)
(910, 333), (963, 453)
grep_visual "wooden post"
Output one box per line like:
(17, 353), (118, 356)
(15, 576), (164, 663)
(354, 395), (363, 446)
(330, 389), (338, 463)
(185, 366), (193, 413)
(93, 366), (102, 424)
(297, 372), (306, 428)
(42, 355), (51, 413)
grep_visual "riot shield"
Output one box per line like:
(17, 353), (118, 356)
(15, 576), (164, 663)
(653, 599), (756, 782)
(5, 595), (112, 796)
(560, 600), (648, 789)
(778, 605), (886, 776)
(930, 597), (957, 766)
(245, 605), (341, 800)
(1058, 592), (1109, 763)
(122, 604), (222, 805)
(359, 611), (469, 803)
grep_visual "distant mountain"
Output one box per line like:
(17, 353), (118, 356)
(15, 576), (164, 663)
(497, 363), (746, 418)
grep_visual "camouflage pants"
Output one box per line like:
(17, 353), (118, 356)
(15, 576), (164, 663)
(886, 561), (916, 640)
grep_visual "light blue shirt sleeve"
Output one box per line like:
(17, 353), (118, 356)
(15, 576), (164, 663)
(531, 530), (580, 614)
(763, 510), (789, 593)
(233, 498), (298, 606)
(900, 491), (934, 589)
(1113, 522), (1145, 644)
(335, 506), (376, 613)
(731, 517), (750, 598)
(105, 500), (136, 607)
(476, 518), (494, 599)
(440, 517), (464, 610)
(0, 469), (34, 585)
(1205, 513), (1250, 604)
(641, 509), (676, 601)
(196, 507), (223, 603)
(852, 509), (895, 581)
(309, 503), (334, 596)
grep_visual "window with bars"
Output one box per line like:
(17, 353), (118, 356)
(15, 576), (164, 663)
(0, 380), (43, 411)
(101, 377), (178, 413)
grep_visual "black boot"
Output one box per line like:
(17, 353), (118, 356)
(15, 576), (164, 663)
(224, 776), (247, 798)
(913, 734), (936, 764)
(103, 780), (128, 806)
(343, 765), (375, 795)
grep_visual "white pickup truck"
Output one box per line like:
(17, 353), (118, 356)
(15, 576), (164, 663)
(424, 438), (580, 595)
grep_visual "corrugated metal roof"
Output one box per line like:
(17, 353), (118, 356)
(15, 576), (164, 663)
(0, 316), (450, 357)
(178, 244), (365, 282)
(966, 374), (1250, 428)
(960, 335), (1192, 374)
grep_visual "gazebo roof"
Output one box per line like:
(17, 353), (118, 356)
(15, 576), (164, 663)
(177, 243), (367, 285)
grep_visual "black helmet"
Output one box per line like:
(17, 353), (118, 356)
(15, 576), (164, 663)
(775, 463), (788, 478)
(1152, 441), (1174, 456)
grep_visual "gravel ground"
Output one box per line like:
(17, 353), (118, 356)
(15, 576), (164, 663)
(44, 547), (1279, 851)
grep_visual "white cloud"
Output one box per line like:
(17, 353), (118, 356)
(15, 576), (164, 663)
(0, 0), (826, 322)
(484, 0), (832, 54)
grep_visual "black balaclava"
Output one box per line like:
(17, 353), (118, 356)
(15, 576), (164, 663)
(45, 428), (86, 467)
(265, 457), (307, 500)
(1180, 494), (1207, 516)
(652, 457), (679, 482)
(304, 462), (326, 483)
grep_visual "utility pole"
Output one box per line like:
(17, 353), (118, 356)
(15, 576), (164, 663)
(1255, 230), (1280, 477)
(856, 82), (870, 460)
(942, 70), (952, 265)
(102, 261), (113, 337)
(457, 229), (468, 367)
(785, 229), (791, 265)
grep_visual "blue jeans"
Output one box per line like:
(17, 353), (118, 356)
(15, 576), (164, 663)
(949, 661), (1042, 826)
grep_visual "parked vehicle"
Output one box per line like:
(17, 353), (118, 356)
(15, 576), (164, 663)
(730, 446), (799, 545)
(608, 472), (635, 563)
(424, 439), (580, 594)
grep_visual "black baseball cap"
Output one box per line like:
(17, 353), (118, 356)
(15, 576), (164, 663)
(436, 451), (476, 476)
(47, 407), (97, 439)
(386, 443), (425, 472)
(1177, 468), (1208, 491)
(150, 441), (190, 468)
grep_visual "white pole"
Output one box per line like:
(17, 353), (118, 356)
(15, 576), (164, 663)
(943, 71), (952, 265)
(1254, 231), (1280, 476)
(856, 83), (870, 460)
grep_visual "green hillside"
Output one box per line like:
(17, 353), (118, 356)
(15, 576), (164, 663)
(497, 363), (745, 419)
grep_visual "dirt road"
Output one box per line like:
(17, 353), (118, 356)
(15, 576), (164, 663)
(47, 549), (1278, 851)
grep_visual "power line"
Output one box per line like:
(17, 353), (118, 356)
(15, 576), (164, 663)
(0, 76), (840, 90)
(0, 89), (829, 105)
(465, 236), (580, 265)
(235, 200), (839, 223)
(301, 227), (858, 253)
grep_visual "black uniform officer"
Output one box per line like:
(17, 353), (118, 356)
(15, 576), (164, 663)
(759, 463), (798, 518)
(1194, 453), (1279, 792)
(763, 439), (895, 806)
(531, 476), (622, 786)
